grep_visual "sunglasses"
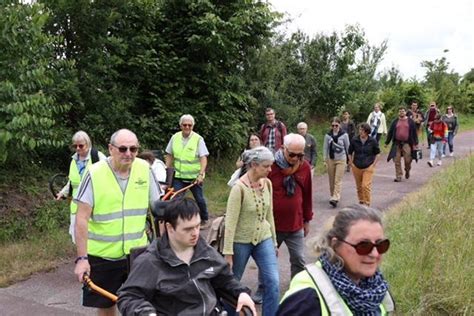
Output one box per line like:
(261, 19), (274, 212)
(112, 144), (139, 153)
(181, 124), (193, 128)
(286, 149), (305, 158)
(71, 144), (85, 149)
(339, 238), (390, 255)
(332, 124), (339, 127)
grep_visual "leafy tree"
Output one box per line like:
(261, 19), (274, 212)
(421, 55), (472, 112)
(0, 1), (74, 164)
(42, 0), (276, 156)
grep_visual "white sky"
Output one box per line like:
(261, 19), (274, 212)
(270, 0), (474, 80)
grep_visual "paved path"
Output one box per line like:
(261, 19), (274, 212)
(1, 130), (473, 315)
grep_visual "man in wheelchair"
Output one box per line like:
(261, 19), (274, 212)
(117, 197), (256, 316)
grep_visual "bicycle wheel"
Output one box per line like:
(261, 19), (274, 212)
(49, 173), (68, 199)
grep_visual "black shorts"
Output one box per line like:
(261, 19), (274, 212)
(82, 255), (128, 308)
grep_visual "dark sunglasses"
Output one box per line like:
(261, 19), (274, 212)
(71, 144), (85, 149)
(332, 124), (339, 127)
(339, 238), (390, 255)
(112, 144), (139, 153)
(287, 150), (305, 158)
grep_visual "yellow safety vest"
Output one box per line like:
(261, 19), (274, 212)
(68, 156), (94, 215)
(281, 261), (395, 315)
(87, 158), (150, 259)
(171, 131), (201, 179)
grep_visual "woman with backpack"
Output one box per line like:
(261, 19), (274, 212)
(441, 105), (459, 157)
(55, 131), (106, 243)
(323, 117), (350, 207)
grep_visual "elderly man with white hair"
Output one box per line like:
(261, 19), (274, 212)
(297, 122), (317, 177)
(165, 114), (210, 225)
(270, 133), (313, 276)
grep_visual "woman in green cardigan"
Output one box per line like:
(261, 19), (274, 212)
(223, 146), (279, 316)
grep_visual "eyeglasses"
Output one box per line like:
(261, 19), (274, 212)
(71, 144), (85, 149)
(286, 149), (305, 158)
(332, 124), (339, 128)
(181, 124), (193, 128)
(339, 238), (390, 255)
(112, 144), (139, 153)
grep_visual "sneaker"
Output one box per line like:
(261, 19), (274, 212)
(442, 154), (446, 158)
(427, 160), (433, 167)
(394, 178), (402, 182)
(449, 152), (454, 157)
(329, 200), (338, 207)
(405, 170), (410, 179)
(437, 160), (442, 166)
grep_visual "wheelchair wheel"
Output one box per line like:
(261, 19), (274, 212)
(48, 173), (68, 199)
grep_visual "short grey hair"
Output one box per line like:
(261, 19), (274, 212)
(72, 131), (91, 148)
(312, 204), (384, 265)
(179, 114), (195, 126)
(283, 133), (306, 147)
(297, 122), (308, 129)
(109, 129), (138, 146)
(242, 146), (274, 166)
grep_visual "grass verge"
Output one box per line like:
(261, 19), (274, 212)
(382, 155), (474, 315)
(0, 230), (74, 287)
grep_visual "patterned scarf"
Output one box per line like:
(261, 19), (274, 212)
(320, 253), (388, 315)
(274, 149), (300, 196)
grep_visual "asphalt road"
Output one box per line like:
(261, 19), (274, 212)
(0, 130), (472, 315)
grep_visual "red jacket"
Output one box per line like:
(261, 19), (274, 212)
(268, 160), (313, 232)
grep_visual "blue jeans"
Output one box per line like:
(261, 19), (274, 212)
(430, 141), (444, 161)
(172, 179), (209, 221)
(443, 132), (454, 154)
(233, 238), (279, 316)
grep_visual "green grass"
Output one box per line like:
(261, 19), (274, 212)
(0, 229), (74, 287)
(382, 155), (474, 315)
(458, 113), (474, 131)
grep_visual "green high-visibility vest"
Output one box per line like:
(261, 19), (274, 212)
(171, 131), (201, 179)
(281, 260), (395, 315)
(68, 158), (93, 215)
(87, 158), (150, 259)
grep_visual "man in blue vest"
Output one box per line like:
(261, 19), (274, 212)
(165, 114), (210, 225)
(74, 129), (161, 316)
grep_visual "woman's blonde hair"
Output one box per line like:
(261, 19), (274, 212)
(312, 204), (384, 265)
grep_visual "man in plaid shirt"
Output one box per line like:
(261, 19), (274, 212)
(259, 107), (287, 154)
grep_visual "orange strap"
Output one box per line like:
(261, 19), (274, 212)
(83, 275), (118, 303)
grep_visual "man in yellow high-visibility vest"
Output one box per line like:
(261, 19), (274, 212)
(165, 114), (210, 225)
(74, 129), (161, 316)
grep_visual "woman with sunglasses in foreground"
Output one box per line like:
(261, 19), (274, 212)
(278, 204), (395, 315)
(56, 131), (106, 243)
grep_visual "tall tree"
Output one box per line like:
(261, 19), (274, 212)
(0, 1), (74, 164)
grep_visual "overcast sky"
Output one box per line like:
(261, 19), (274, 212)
(270, 0), (473, 80)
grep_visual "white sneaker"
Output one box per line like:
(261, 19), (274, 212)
(449, 152), (454, 157)
(442, 154), (446, 158)
(437, 160), (442, 166)
(427, 160), (433, 167)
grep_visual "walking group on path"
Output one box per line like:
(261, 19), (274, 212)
(0, 101), (467, 315)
